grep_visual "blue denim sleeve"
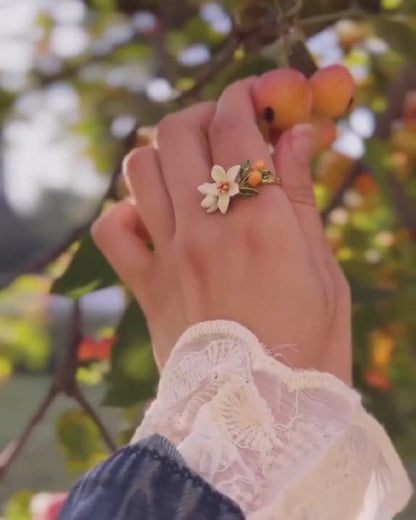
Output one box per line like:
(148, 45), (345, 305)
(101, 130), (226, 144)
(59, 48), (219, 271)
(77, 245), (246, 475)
(58, 433), (245, 520)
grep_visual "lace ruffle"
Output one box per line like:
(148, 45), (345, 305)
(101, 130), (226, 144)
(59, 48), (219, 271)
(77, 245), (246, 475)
(131, 320), (412, 520)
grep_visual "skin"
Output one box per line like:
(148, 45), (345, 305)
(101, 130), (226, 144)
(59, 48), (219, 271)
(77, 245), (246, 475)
(91, 77), (352, 385)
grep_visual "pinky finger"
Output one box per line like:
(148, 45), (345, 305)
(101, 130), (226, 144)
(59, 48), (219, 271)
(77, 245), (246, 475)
(91, 200), (153, 292)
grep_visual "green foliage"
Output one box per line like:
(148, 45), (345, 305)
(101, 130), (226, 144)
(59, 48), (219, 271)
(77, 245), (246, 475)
(56, 409), (107, 473)
(51, 235), (119, 299)
(3, 490), (33, 520)
(103, 300), (158, 407)
(0, 276), (51, 372)
(375, 18), (416, 61)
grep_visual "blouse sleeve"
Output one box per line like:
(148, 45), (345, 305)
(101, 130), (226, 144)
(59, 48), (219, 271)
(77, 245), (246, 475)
(130, 320), (413, 520)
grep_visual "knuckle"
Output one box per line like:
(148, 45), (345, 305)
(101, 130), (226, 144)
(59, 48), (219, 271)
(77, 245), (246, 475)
(176, 233), (206, 260)
(288, 184), (316, 206)
(122, 146), (155, 180)
(209, 112), (244, 139)
(243, 219), (273, 255)
(158, 112), (180, 142)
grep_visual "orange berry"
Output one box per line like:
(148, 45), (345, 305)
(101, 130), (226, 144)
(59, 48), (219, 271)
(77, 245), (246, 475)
(248, 170), (262, 187)
(310, 65), (357, 118)
(354, 173), (378, 196)
(336, 20), (365, 51)
(253, 68), (312, 131)
(253, 159), (266, 171)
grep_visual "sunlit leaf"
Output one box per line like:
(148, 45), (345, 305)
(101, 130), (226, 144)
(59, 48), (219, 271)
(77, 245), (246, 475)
(56, 409), (107, 473)
(0, 356), (13, 382)
(102, 300), (158, 407)
(3, 490), (34, 520)
(51, 235), (119, 299)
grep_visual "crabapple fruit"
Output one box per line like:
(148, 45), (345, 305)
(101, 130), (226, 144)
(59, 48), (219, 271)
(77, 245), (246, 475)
(310, 65), (357, 118)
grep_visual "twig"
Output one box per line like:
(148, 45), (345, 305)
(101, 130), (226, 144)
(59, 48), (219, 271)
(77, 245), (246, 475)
(175, 15), (279, 104)
(321, 160), (364, 223)
(73, 386), (117, 452)
(174, 35), (240, 104)
(300, 7), (364, 26)
(0, 385), (57, 478)
(0, 302), (117, 480)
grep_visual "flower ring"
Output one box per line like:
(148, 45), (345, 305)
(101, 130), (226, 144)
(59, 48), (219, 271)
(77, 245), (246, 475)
(198, 160), (282, 214)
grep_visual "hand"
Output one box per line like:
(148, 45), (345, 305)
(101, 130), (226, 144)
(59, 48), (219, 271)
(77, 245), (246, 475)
(92, 78), (352, 384)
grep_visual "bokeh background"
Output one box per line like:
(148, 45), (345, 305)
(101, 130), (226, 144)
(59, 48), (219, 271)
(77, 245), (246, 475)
(0, 0), (415, 518)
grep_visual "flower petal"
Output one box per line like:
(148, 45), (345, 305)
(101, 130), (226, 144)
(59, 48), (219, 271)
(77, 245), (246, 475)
(198, 182), (218, 195)
(226, 164), (241, 182)
(211, 165), (227, 182)
(228, 182), (240, 197)
(218, 194), (230, 214)
(201, 194), (218, 208)
(207, 201), (218, 213)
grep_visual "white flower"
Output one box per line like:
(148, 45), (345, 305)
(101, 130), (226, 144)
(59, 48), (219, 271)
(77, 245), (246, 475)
(198, 164), (240, 214)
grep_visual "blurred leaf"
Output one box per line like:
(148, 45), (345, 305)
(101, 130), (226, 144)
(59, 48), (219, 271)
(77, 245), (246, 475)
(374, 18), (416, 61)
(3, 490), (33, 520)
(51, 235), (119, 299)
(77, 362), (108, 386)
(91, 0), (116, 13)
(56, 409), (107, 473)
(0, 356), (13, 382)
(103, 300), (158, 407)
(0, 317), (50, 371)
(350, 278), (394, 303)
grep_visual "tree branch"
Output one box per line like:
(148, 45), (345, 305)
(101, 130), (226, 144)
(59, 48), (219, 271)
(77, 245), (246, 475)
(73, 386), (117, 453)
(0, 301), (117, 480)
(0, 127), (136, 291)
(0, 385), (58, 479)
(175, 36), (240, 104)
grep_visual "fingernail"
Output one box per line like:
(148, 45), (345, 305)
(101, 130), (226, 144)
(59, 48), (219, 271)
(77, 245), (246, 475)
(290, 123), (313, 165)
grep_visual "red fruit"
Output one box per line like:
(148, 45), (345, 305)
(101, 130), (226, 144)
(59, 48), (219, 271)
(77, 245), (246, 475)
(78, 337), (115, 362)
(253, 68), (312, 133)
(310, 65), (357, 118)
(365, 369), (391, 392)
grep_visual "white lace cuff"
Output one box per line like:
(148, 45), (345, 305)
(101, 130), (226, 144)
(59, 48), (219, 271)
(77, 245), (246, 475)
(131, 320), (413, 520)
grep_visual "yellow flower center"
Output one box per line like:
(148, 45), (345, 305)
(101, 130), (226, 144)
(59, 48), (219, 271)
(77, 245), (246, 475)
(218, 181), (230, 194)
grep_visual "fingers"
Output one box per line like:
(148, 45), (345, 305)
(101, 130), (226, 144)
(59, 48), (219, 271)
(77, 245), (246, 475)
(123, 146), (174, 245)
(273, 124), (332, 259)
(208, 77), (293, 219)
(272, 124), (340, 311)
(157, 102), (215, 225)
(91, 201), (153, 293)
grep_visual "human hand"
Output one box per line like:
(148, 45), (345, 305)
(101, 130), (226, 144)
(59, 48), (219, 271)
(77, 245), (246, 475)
(92, 77), (352, 384)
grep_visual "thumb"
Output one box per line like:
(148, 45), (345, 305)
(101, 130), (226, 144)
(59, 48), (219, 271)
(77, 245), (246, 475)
(272, 123), (315, 206)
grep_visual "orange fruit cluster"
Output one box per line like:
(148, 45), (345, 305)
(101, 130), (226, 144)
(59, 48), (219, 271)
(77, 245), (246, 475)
(253, 65), (357, 155)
